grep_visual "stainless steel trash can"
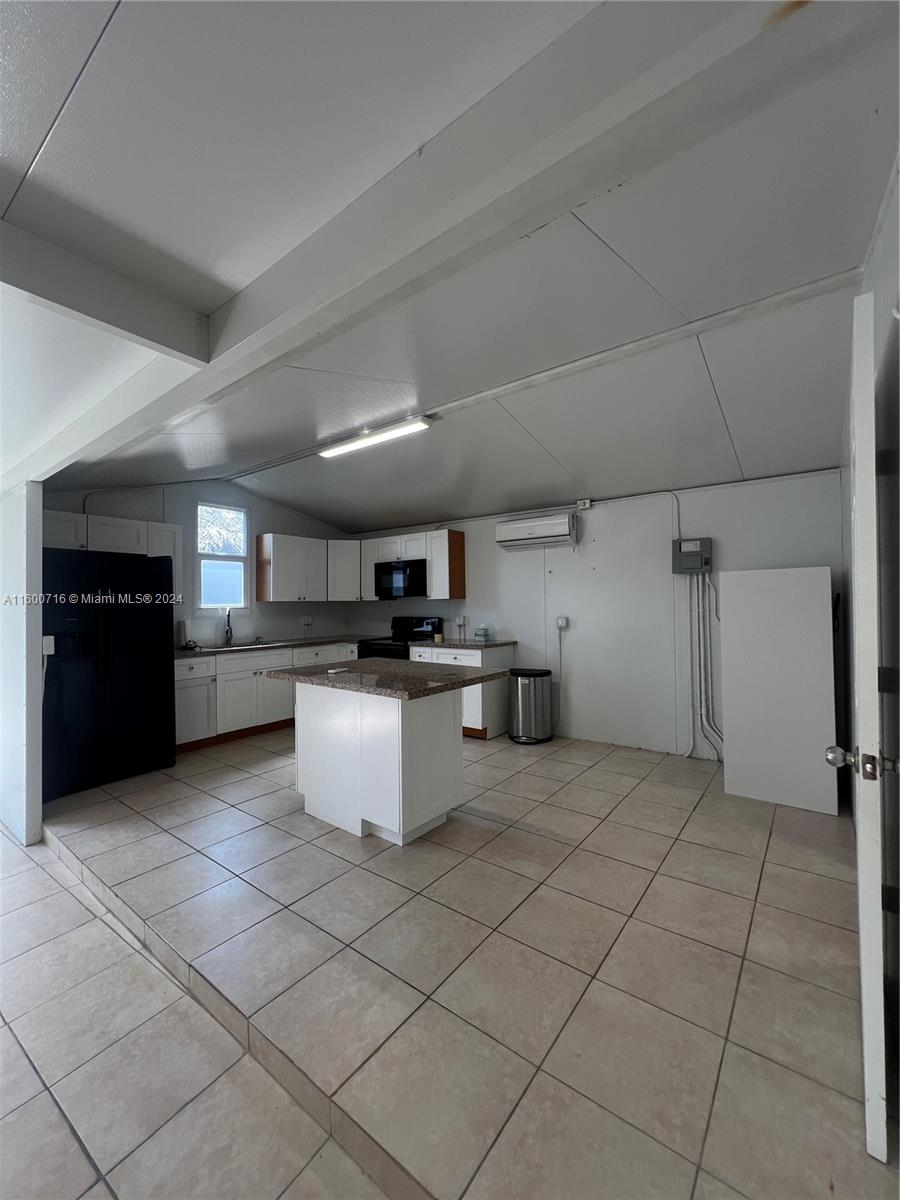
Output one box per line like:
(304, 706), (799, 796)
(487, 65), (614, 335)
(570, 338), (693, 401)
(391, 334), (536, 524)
(508, 668), (553, 744)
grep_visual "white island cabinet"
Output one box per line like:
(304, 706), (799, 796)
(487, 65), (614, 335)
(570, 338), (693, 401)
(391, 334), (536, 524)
(277, 657), (510, 844)
(410, 643), (515, 738)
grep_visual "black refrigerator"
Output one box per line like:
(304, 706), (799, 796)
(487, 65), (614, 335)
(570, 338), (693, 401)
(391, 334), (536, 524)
(42, 548), (176, 802)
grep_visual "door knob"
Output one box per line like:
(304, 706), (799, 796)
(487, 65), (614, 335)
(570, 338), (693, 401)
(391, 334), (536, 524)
(825, 746), (857, 770)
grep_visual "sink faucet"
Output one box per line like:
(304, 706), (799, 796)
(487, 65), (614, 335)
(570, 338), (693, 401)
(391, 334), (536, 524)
(224, 608), (233, 647)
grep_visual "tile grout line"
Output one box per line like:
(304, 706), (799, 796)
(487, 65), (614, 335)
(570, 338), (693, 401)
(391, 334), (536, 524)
(31, 735), (862, 1200)
(688, 808), (777, 1198)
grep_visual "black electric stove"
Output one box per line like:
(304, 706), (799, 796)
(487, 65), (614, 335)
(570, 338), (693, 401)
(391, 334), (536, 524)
(357, 616), (443, 660)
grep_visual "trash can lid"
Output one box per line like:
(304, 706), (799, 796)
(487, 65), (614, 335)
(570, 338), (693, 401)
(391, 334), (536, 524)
(509, 668), (552, 678)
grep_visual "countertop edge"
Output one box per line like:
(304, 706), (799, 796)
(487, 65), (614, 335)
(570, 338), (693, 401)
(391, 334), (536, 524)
(267, 660), (511, 701)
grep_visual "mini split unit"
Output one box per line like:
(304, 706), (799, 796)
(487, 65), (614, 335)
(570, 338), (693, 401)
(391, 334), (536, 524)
(495, 512), (579, 550)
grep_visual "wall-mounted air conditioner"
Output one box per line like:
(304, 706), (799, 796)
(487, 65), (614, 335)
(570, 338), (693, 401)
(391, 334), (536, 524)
(495, 512), (578, 550)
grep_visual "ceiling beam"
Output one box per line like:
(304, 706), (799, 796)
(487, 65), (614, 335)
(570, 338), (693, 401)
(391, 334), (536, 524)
(1, 356), (198, 494)
(0, 220), (208, 364)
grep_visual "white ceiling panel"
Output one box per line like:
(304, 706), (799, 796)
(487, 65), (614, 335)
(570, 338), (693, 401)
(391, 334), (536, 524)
(699, 286), (856, 479)
(0, 285), (156, 476)
(499, 336), (742, 497)
(576, 32), (898, 319)
(296, 214), (686, 397)
(244, 401), (579, 531)
(0, 0), (114, 210)
(7, 1), (591, 311)
(162, 365), (421, 471)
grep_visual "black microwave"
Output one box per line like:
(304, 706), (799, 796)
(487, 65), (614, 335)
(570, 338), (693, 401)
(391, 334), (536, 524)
(374, 559), (427, 600)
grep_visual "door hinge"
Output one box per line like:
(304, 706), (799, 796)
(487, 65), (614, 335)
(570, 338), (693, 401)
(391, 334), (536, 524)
(878, 667), (899, 695)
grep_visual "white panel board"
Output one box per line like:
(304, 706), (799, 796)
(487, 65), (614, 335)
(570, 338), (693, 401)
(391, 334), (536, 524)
(719, 567), (837, 813)
(297, 683), (365, 836)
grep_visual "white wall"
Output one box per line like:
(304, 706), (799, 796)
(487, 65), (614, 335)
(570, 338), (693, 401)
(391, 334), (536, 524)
(370, 470), (844, 756)
(1, 481), (43, 843)
(43, 480), (369, 646)
(44, 470), (844, 757)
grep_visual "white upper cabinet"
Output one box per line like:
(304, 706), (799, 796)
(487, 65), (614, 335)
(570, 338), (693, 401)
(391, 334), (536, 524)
(372, 532), (428, 562)
(87, 514), (148, 554)
(43, 510), (87, 550)
(328, 540), (361, 601)
(257, 533), (327, 602)
(361, 539), (380, 601)
(400, 532), (427, 559)
(148, 521), (183, 596)
(301, 537), (328, 601)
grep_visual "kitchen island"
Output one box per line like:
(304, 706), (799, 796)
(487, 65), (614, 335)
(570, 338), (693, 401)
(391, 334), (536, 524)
(266, 657), (511, 844)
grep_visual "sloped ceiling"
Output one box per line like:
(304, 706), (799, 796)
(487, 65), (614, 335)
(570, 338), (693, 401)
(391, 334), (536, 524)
(41, 7), (896, 531)
(3, 1), (590, 311)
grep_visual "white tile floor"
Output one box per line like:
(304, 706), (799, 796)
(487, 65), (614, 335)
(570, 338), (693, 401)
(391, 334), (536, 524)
(2, 727), (897, 1200)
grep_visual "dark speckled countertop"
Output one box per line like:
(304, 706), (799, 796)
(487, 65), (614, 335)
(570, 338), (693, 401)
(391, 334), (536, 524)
(266, 656), (511, 700)
(175, 634), (368, 660)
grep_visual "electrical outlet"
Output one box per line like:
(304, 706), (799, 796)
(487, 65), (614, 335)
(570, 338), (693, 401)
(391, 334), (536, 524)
(301, 616), (312, 630)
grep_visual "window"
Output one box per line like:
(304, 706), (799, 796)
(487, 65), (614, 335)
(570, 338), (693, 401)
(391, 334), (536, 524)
(197, 503), (248, 609)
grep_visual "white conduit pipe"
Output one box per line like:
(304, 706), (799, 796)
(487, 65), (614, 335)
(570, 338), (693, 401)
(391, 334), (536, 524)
(702, 577), (725, 740)
(695, 574), (722, 759)
(683, 575), (697, 759)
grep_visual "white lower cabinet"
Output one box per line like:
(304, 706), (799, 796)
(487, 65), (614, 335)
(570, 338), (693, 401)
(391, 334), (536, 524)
(258, 671), (294, 725)
(412, 644), (515, 737)
(175, 675), (217, 744)
(216, 669), (259, 734)
(177, 643), (359, 739)
(292, 642), (358, 667)
(215, 648), (294, 734)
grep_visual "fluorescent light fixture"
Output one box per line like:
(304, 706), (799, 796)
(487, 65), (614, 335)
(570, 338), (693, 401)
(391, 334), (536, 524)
(318, 416), (432, 458)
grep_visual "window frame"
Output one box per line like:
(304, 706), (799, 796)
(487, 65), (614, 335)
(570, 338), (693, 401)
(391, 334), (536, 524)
(194, 501), (251, 615)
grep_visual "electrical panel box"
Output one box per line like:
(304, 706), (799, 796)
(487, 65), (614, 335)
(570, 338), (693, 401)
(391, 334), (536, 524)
(672, 537), (713, 574)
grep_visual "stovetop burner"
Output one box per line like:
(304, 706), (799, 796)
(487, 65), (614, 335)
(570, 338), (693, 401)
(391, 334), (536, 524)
(357, 615), (442, 660)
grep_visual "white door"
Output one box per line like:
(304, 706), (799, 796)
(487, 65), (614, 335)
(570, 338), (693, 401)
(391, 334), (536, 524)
(328, 541), (361, 601)
(43, 510), (87, 550)
(258, 672), (294, 724)
(361, 540), (380, 601)
(828, 292), (889, 1161)
(427, 529), (449, 599)
(148, 522), (183, 597)
(300, 538), (328, 601)
(175, 678), (216, 743)
(401, 533), (427, 559)
(216, 669), (258, 733)
(271, 534), (302, 601)
(87, 514), (148, 554)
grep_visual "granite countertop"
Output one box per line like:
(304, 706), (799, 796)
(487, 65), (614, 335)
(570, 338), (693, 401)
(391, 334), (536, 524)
(267, 656), (511, 700)
(175, 634), (368, 660)
(408, 639), (518, 649)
